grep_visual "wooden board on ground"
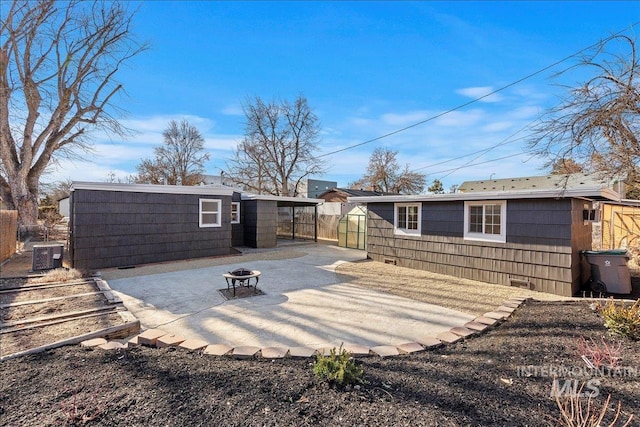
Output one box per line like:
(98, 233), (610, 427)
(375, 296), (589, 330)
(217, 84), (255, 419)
(0, 276), (139, 359)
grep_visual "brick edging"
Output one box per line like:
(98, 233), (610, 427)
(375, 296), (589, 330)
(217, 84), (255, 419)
(80, 296), (532, 359)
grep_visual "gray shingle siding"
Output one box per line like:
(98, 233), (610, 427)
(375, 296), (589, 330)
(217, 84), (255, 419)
(71, 189), (234, 270)
(366, 198), (592, 297)
(243, 200), (277, 248)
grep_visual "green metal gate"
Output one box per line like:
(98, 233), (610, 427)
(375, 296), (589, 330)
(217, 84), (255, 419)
(338, 206), (367, 250)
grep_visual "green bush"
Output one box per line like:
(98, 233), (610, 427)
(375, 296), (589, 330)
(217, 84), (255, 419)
(313, 344), (364, 386)
(597, 299), (640, 340)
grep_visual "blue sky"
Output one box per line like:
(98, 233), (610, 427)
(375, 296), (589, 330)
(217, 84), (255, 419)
(48, 1), (640, 191)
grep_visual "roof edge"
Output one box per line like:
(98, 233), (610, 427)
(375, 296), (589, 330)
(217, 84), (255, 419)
(348, 187), (622, 203)
(71, 181), (236, 196)
(241, 193), (323, 204)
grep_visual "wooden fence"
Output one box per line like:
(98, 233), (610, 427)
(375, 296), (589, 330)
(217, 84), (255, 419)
(601, 203), (640, 250)
(0, 210), (18, 263)
(277, 210), (340, 241)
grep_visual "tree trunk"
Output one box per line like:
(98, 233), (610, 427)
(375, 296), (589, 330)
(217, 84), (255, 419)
(9, 180), (39, 234)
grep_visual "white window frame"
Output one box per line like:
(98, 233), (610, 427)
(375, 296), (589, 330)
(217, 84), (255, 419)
(231, 201), (241, 224)
(463, 200), (506, 243)
(394, 202), (422, 236)
(199, 198), (222, 228)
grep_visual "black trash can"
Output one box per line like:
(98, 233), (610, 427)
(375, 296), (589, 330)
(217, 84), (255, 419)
(582, 249), (632, 294)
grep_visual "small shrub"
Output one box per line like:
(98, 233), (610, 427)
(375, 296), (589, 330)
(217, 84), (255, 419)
(313, 344), (364, 386)
(596, 299), (640, 340)
(555, 389), (633, 427)
(57, 386), (106, 425)
(576, 336), (622, 368)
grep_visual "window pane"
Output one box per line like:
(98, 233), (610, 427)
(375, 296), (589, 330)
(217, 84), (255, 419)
(231, 203), (239, 222)
(202, 213), (218, 224)
(469, 206), (483, 233)
(407, 206), (418, 230)
(397, 206), (407, 228)
(201, 201), (219, 212)
(484, 204), (501, 235)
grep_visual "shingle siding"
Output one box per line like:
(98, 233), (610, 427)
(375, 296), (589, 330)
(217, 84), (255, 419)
(366, 198), (592, 297)
(243, 200), (277, 248)
(71, 189), (234, 270)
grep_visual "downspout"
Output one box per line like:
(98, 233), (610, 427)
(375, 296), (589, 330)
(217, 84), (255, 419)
(291, 205), (295, 241)
(314, 204), (318, 242)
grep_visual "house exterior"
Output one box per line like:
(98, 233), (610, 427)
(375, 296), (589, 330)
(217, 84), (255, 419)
(69, 182), (321, 270)
(349, 186), (621, 297)
(317, 188), (394, 216)
(298, 179), (338, 199)
(58, 197), (70, 218)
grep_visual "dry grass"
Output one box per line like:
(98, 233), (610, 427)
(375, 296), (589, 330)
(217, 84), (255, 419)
(30, 268), (82, 284)
(335, 259), (568, 316)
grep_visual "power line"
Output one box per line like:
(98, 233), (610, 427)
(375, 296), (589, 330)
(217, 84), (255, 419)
(412, 125), (531, 172)
(426, 152), (530, 177)
(316, 22), (640, 160)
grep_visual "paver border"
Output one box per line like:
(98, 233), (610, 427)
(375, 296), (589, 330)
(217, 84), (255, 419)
(81, 297), (533, 360)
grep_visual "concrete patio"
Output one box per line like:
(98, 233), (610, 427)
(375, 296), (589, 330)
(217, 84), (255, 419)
(103, 244), (477, 348)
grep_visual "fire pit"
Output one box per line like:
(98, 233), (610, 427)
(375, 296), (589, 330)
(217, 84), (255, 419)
(222, 268), (261, 297)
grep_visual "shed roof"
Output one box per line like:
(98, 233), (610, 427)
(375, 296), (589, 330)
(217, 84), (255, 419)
(71, 181), (236, 196)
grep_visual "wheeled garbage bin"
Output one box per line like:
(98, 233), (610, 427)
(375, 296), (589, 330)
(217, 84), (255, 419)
(582, 249), (632, 294)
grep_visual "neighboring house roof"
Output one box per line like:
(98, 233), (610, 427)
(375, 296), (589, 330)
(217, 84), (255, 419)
(458, 173), (613, 193)
(347, 186), (621, 204)
(317, 188), (395, 199)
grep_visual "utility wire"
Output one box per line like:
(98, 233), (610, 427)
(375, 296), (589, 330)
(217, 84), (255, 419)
(427, 152), (529, 177)
(316, 22), (640, 161)
(412, 124), (531, 172)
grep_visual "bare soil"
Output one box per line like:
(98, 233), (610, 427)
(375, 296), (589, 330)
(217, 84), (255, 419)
(0, 277), (131, 358)
(1, 300), (638, 426)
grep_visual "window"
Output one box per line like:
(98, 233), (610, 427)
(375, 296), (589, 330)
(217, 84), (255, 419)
(199, 199), (221, 227)
(464, 201), (506, 242)
(394, 203), (421, 236)
(231, 202), (240, 224)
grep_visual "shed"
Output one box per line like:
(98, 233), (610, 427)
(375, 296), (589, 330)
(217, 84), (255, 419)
(349, 186), (621, 297)
(69, 182), (323, 270)
(69, 182), (238, 270)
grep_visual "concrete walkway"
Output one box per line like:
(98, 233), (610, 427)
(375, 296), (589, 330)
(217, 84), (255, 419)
(104, 244), (476, 348)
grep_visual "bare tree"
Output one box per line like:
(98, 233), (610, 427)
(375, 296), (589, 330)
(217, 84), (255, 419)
(351, 147), (426, 194)
(41, 178), (73, 202)
(529, 35), (639, 182)
(0, 0), (146, 229)
(135, 120), (210, 185)
(228, 95), (325, 196)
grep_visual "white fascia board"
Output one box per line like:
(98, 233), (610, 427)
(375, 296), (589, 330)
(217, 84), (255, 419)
(71, 181), (236, 196)
(240, 193), (323, 204)
(348, 187), (620, 204)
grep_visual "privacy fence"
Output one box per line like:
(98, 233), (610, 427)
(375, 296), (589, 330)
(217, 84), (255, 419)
(0, 210), (18, 263)
(600, 203), (640, 250)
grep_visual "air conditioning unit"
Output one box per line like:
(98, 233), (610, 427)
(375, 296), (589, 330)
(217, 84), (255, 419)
(32, 244), (64, 272)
